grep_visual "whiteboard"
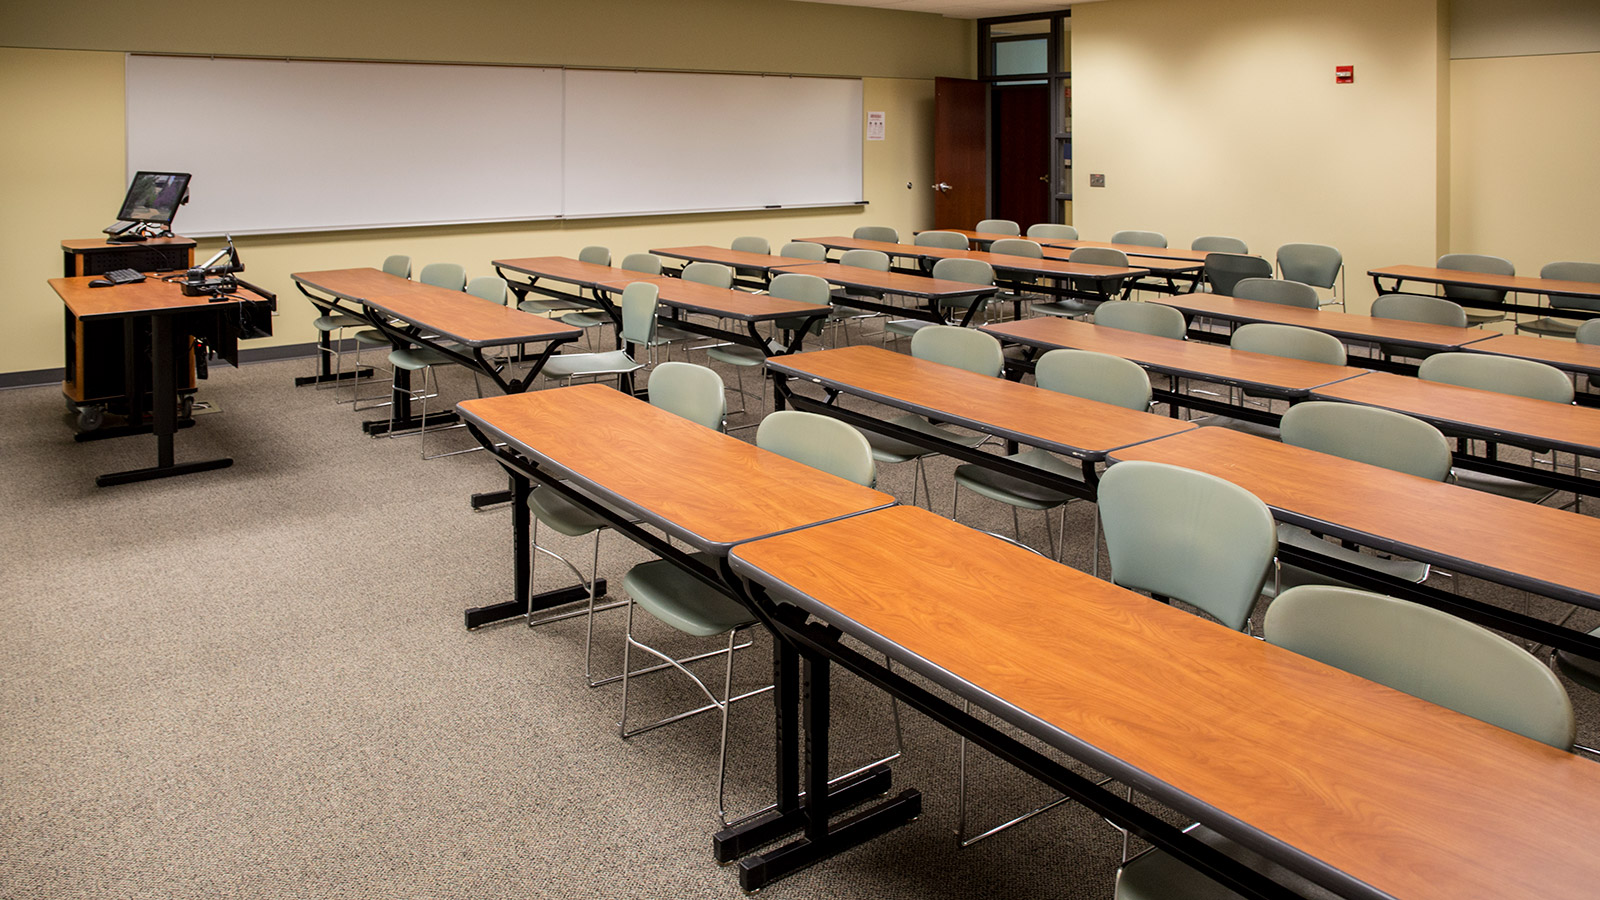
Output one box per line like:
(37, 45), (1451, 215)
(125, 57), (864, 235)
(562, 70), (863, 218)
(126, 56), (565, 235)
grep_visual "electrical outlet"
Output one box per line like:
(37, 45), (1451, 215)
(1089, 173), (1106, 188)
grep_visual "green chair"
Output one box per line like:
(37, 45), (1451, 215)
(1114, 583), (1574, 900)
(1369, 293), (1467, 361)
(383, 262), (473, 457)
(1111, 229), (1167, 248)
(1515, 261), (1600, 338)
(526, 361), (726, 689)
(1418, 352), (1572, 504)
(1027, 223), (1078, 241)
(1232, 277), (1319, 309)
(707, 272), (829, 417)
(1438, 252), (1514, 326)
(912, 230), (970, 275)
(615, 252), (690, 358)
(730, 235), (770, 282)
(952, 348), (1150, 565)
(467, 274), (508, 305)
(1094, 299), (1187, 339)
(683, 260), (733, 290)
(1203, 253), (1274, 296)
(853, 225), (901, 243)
(1273, 401), (1452, 595)
(1195, 323), (1345, 440)
(1276, 242), (1344, 309)
(342, 254), (412, 408)
(1191, 235), (1247, 254)
(620, 251), (661, 276)
(313, 255), (408, 400)
(618, 410), (877, 827)
(780, 241), (827, 262)
(865, 325), (1003, 507)
(1579, 318), (1600, 345)
(884, 258), (994, 340)
(988, 237), (1046, 319)
(521, 246), (609, 316)
(381, 254), (411, 278)
(540, 281), (656, 387)
(1032, 247), (1129, 319)
(1097, 459), (1278, 633)
(977, 218), (1020, 236)
(833, 248), (892, 340)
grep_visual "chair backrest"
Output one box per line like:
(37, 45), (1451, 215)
(929, 257), (994, 287)
(915, 230), (970, 250)
(1097, 460), (1277, 631)
(1068, 247), (1129, 267)
(1370, 293), (1468, 327)
(1418, 352), (1574, 403)
(1205, 253), (1276, 296)
(840, 249), (890, 272)
(910, 324), (1004, 377)
(1093, 299), (1187, 340)
(1233, 277), (1320, 309)
(647, 361), (726, 431)
(1266, 585), (1575, 750)
(1280, 402), (1452, 482)
(990, 238), (1043, 259)
(1578, 319), (1600, 346)
(683, 261), (734, 289)
(731, 235), (769, 255)
(578, 245), (611, 266)
(1437, 253), (1514, 304)
(621, 252), (662, 275)
(1191, 235), (1248, 254)
(466, 275), (508, 305)
(1110, 229), (1167, 248)
(418, 262), (467, 291)
(853, 225), (900, 243)
(1277, 243), (1342, 289)
(381, 254), (412, 278)
(618, 281), (660, 348)
(1231, 322), (1347, 365)
(756, 410), (877, 488)
(1035, 348), (1151, 411)
(780, 241), (827, 262)
(1540, 261), (1600, 313)
(1027, 223), (1078, 240)
(767, 272), (832, 305)
(977, 218), (1021, 236)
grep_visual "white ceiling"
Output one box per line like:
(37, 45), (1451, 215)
(790, 0), (1089, 21)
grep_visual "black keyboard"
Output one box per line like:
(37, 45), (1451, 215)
(101, 268), (146, 285)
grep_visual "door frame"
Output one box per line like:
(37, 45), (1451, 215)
(978, 10), (1072, 224)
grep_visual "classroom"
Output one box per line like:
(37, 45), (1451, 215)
(3, 1), (1599, 898)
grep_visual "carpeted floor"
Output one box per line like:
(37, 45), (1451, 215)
(2, 337), (1596, 900)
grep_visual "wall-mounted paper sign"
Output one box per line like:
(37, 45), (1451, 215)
(867, 111), (886, 141)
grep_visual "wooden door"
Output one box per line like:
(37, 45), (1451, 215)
(991, 83), (1051, 230)
(933, 77), (987, 229)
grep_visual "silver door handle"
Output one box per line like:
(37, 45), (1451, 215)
(933, 183), (952, 193)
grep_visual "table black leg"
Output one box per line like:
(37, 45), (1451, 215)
(462, 471), (605, 630)
(96, 314), (232, 487)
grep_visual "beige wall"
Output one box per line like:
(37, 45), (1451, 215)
(1451, 0), (1600, 59)
(1449, 51), (1600, 274)
(1071, 0), (1447, 314)
(0, 2), (970, 376)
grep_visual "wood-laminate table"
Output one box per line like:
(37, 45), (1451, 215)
(769, 262), (998, 326)
(1309, 370), (1600, 499)
(767, 345), (1195, 500)
(1038, 244), (1205, 293)
(729, 502), (1600, 900)
(594, 274), (831, 373)
(648, 245), (829, 286)
(492, 255), (631, 319)
(982, 317), (1368, 425)
(1467, 332), (1600, 381)
(1150, 292), (1497, 355)
(293, 268), (582, 436)
(456, 384), (915, 882)
(51, 274), (274, 486)
(1043, 239), (1214, 263)
(1369, 264), (1600, 324)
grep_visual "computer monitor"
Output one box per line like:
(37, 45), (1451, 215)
(116, 171), (191, 226)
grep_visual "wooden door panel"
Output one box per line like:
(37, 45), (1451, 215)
(934, 77), (987, 230)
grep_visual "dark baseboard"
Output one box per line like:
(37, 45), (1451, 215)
(0, 342), (323, 391)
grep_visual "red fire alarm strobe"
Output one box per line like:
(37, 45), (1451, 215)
(1336, 65), (1354, 84)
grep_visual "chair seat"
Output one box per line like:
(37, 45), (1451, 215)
(389, 346), (457, 370)
(624, 553), (756, 638)
(1450, 468), (1558, 504)
(561, 311), (608, 329)
(1191, 415), (1282, 441)
(706, 341), (783, 367)
(1116, 825), (1341, 900)
(519, 298), (587, 314)
(529, 484), (609, 537)
(1464, 310), (1506, 327)
(314, 313), (365, 332)
(1515, 316), (1583, 338)
(1273, 523), (1429, 591)
(953, 448), (1082, 510)
(1554, 625), (1600, 695)
(883, 318), (937, 337)
(353, 329), (390, 346)
(864, 413), (987, 462)
(1033, 299), (1100, 318)
(543, 349), (643, 379)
